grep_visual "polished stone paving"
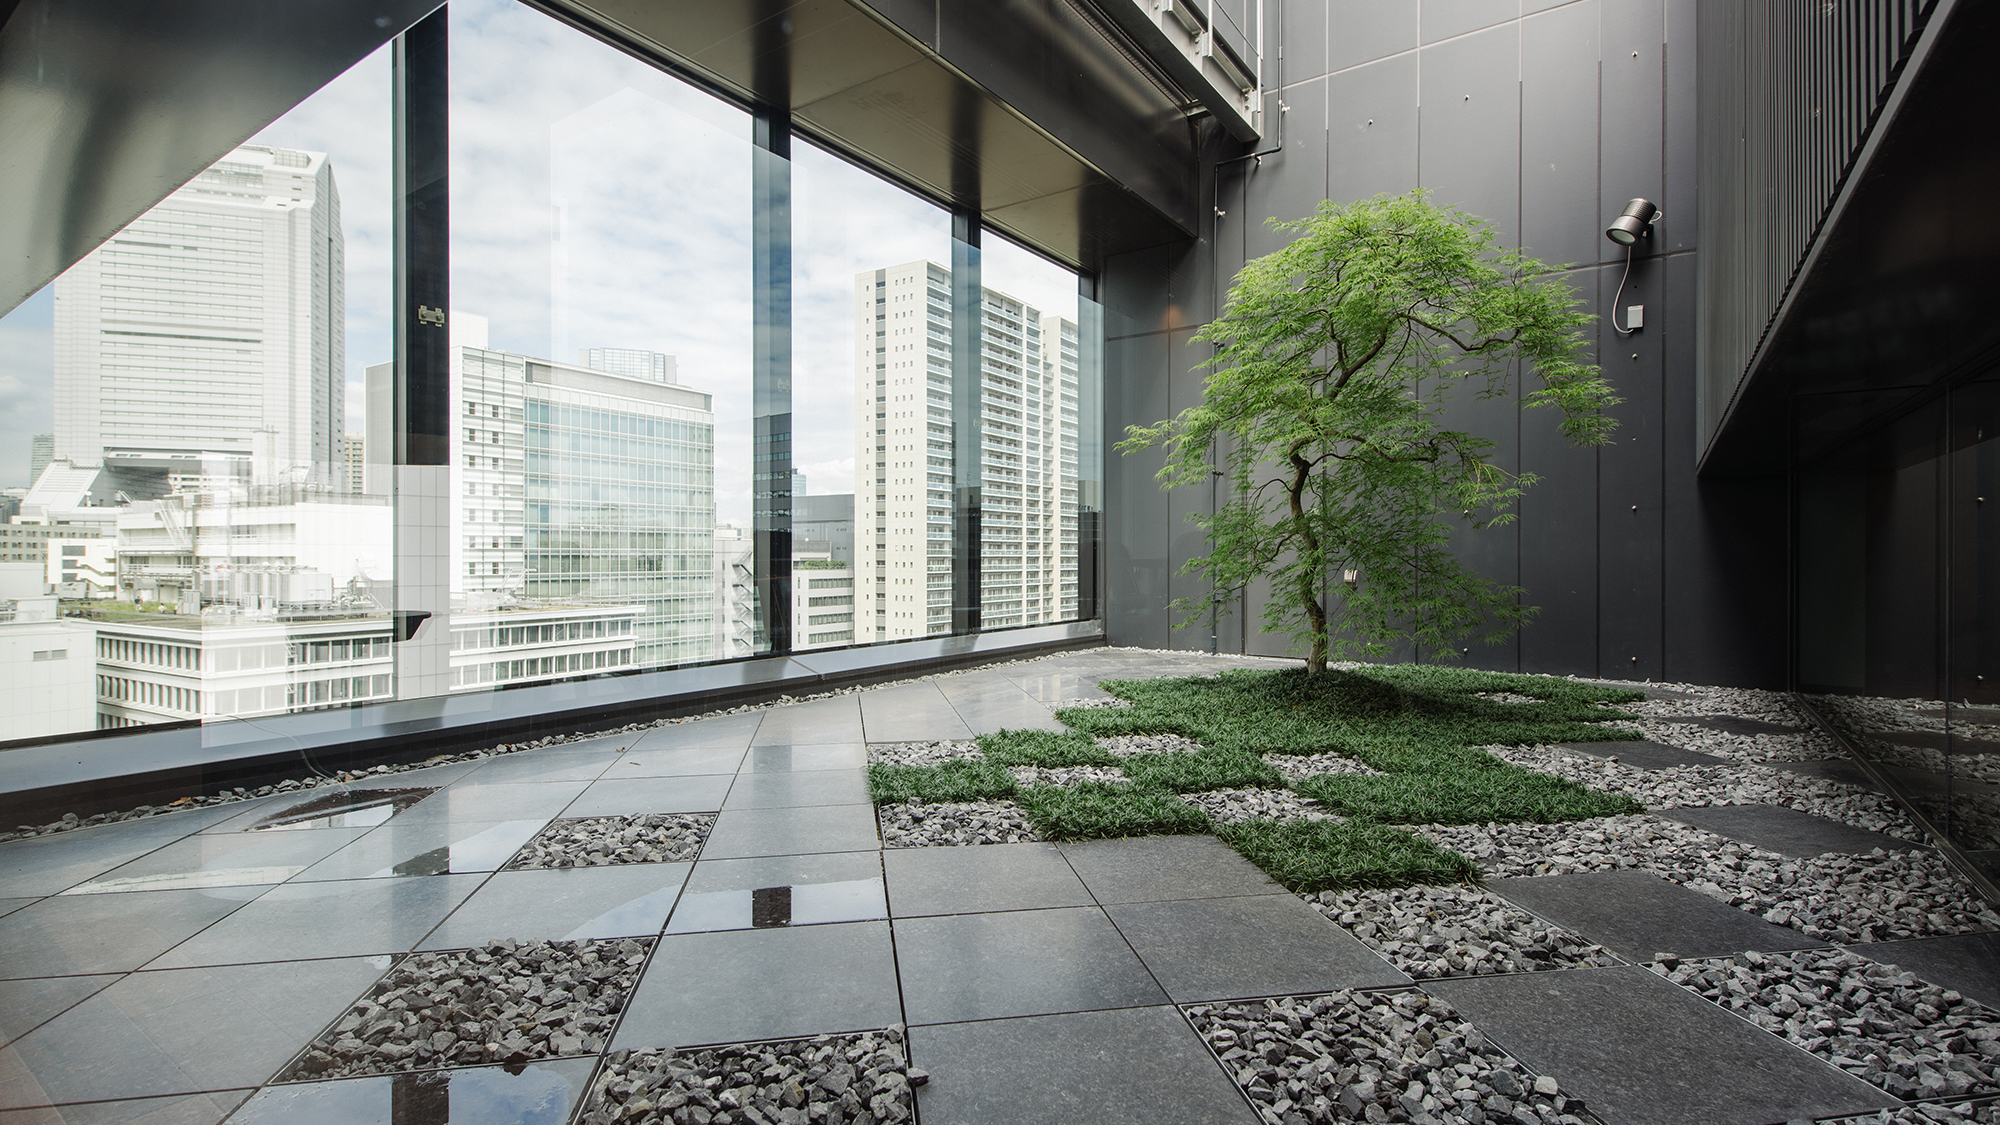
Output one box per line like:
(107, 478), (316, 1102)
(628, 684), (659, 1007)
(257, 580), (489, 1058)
(0, 646), (1993, 1125)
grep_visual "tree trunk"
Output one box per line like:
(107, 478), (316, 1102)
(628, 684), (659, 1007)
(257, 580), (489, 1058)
(1303, 576), (1328, 674)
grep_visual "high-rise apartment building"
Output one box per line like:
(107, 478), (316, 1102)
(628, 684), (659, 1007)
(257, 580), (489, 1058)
(27, 434), (52, 487)
(577, 348), (677, 384)
(341, 435), (365, 494)
(852, 261), (1078, 642)
(371, 313), (717, 670)
(51, 143), (345, 488)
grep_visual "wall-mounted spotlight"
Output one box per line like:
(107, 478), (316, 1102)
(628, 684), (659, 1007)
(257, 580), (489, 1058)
(1605, 198), (1662, 335)
(1605, 198), (1660, 245)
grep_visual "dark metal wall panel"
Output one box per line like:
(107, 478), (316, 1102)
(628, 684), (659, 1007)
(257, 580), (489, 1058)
(1517, 263), (1608, 675)
(1694, 0), (1938, 458)
(1244, 80), (1329, 260)
(1422, 0), (1517, 45)
(1437, 364), (1522, 671)
(1103, 327), (1173, 648)
(1596, 257), (1669, 681)
(1280, 0), (1330, 83)
(1418, 23), (1522, 248)
(1325, 53), (1420, 204)
(1520, 2), (1602, 270)
(1662, 0), (1697, 253)
(1598, 0), (1664, 267)
(1328, 0), (1417, 75)
(1165, 326), (1216, 651)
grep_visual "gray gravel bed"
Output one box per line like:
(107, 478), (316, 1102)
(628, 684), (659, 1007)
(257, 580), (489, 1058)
(1822, 1102), (2000, 1124)
(1182, 788), (1333, 824)
(1807, 692), (2000, 788)
(283, 937), (650, 1081)
(1056, 696), (1132, 710)
(1485, 745), (1924, 840)
(1185, 989), (1598, 1125)
(505, 814), (714, 869)
(1306, 886), (1622, 980)
(1269, 753), (1385, 782)
(578, 1028), (920, 1125)
(865, 740), (982, 768)
(1476, 692), (1544, 706)
(1095, 733), (1204, 757)
(1657, 948), (2000, 1102)
(1007, 764), (1128, 787)
(1415, 816), (2000, 943)
(1632, 717), (1836, 763)
(1575, 677), (1813, 725)
(877, 799), (1040, 847)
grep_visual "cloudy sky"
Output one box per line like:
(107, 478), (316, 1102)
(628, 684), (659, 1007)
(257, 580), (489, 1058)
(0, 0), (1079, 512)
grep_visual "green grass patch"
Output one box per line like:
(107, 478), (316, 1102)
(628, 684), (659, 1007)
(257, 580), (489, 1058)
(868, 759), (1017, 805)
(1215, 818), (1480, 892)
(1016, 782), (1211, 841)
(976, 729), (1117, 768)
(1117, 748), (1283, 793)
(1291, 769), (1643, 825)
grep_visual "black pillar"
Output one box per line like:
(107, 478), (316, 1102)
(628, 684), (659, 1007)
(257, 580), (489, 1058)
(951, 210), (982, 634)
(753, 109), (793, 653)
(393, 7), (448, 468)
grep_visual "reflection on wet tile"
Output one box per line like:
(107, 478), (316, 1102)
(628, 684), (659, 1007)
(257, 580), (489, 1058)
(145, 876), (484, 967)
(666, 878), (886, 934)
(247, 789), (437, 832)
(291, 821), (547, 882)
(0, 887), (266, 979)
(61, 831), (367, 895)
(0, 1088), (252, 1124)
(231, 1057), (596, 1125)
(417, 866), (689, 949)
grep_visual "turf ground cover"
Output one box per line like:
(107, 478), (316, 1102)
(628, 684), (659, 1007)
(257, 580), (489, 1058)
(867, 664), (1650, 891)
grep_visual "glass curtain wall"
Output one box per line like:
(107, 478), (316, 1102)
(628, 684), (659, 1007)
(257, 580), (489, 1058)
(0, 42), (395, 740)
(0, 0), (1105, 748)
(1797, 373), (2000, 880)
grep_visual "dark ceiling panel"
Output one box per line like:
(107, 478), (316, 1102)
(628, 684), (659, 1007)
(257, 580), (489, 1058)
(0, 0), (440, 317)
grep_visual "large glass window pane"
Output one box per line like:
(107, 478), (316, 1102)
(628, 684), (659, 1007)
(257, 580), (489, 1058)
(979, 235), (1091, 629)
(0, 43), (392, 738)
(447, 0), (751, 679)
(793, 143), (951, 645)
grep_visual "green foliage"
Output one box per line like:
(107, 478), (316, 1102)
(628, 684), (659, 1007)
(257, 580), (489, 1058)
(1215, 818), (1480, 892)
(1118, 191), (1619, 670)
(868, 759), (1016, 805)
(1118, 748), (1283, 793)
(1016, 782), (1212, 842)
(1292, 770), (1642, 826)
(976, 729), (1117, 768)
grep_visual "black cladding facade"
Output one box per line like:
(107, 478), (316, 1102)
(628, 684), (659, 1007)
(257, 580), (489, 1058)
(1093, 0), (1789, 688)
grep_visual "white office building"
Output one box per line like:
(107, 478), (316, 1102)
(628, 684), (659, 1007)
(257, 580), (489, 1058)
(52, 143), (345, 488)
(853, 261), (1079, 642)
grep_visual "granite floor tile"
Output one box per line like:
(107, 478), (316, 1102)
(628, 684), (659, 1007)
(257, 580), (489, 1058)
(602, 744), (749, 779)
(0, 1089), (251, 1124)
(1656, 804), (1918, 858)
(458, 749), (621, 785)
(0, 957), (388, 1109)
(1423, 966), (1897, 1125)
(1004, 671), (1114, 703)
(744, 743), (866, 773)
(143, 875), (485, 967)
(1556, 741), (1728, 769)
(612, 921), (900, 1048)
(0, 901), (32, 920)
(194, 787), (435, 835)
(1846, 931), (2000, 1010)
(894, 907), (1168, 1024)
(227, 1057), (595, 1124)
(1106, 895), (1410, 1001)
(67, 829), (369, 894)
(936, 676), (1068, 734)
(288, 819), (547, 881)
(883, 842), (1092, 917)
(629, 713), (761, 753)
(0, 976), (120, 1048)
(419, 864), (690, 947)
(1058, 835), (1284, 904)
(0, 888), (265, 979)
(753, 698), (865, 746)
(858, 684), (972, 743)
(0, 822), (205, 899)
(563, 775), (732, 817)
(909, 1007), (1258, 1125)
(669, 851), (884, 934)
(699, 805), (880, 860)
(390, 782), (590, 826)
(1488, 870), (1824, 961)
(720, 770), (868, 810)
